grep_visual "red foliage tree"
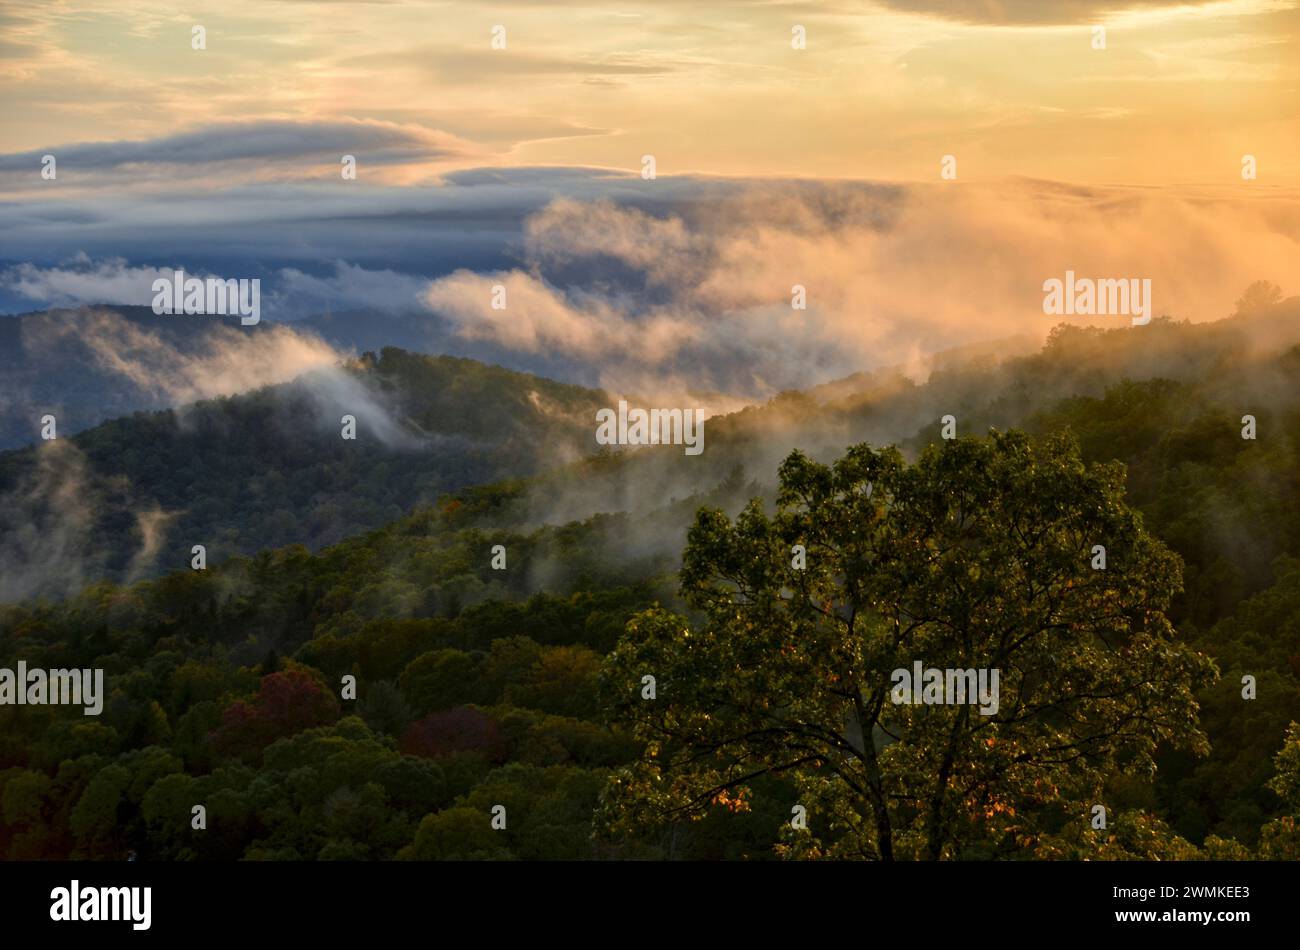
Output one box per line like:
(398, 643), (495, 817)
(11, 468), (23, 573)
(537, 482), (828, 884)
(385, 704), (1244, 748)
(211, 669), (340, 760)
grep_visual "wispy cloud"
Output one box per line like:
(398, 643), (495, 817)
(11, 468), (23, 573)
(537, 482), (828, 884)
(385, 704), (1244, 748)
(0, 440), (96, 602)
(0, 118), (481, 191)
(1, 254), (172, 308)
(22, 306), (344, 406)
(871, 0), (1236, 26)
(422, 179), (1300, 403)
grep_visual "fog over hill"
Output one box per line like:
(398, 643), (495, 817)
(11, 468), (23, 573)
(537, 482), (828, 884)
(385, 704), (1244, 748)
(0, 347), (610, 601)
(3, 285), (1293, 609)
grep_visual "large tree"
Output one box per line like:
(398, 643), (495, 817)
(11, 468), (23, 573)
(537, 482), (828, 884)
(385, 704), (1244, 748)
(599, 430), (1216, 859)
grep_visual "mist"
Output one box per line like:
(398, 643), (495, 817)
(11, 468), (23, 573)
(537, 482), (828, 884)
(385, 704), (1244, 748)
(424, 181), (1300, 408)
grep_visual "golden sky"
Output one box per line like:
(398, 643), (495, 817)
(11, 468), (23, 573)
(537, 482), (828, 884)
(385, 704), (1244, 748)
(2, 0), (1297, 186)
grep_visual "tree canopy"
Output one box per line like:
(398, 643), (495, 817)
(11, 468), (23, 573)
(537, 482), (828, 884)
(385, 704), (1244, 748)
(600, 430), (1217, 859)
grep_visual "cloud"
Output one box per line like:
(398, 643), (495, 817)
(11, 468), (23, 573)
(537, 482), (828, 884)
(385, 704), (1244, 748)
(124, 507), (179, 587)
(422, 179), (1300, 404)
(288, 364), (425, 450)
(272, 262), (433, 316)
(23, 307), (344, 406)
(522, 198), (702, 289)
(0, 167), (663, 275)
(0, 118), (473, 172)
(2, 257), (430, 320)
(1, 255), (171, 308)
(425, 268), (700, 359)
(871, 0), (1226, 25)
(345, 45), (682, 81)
(0, 440), (96, 602)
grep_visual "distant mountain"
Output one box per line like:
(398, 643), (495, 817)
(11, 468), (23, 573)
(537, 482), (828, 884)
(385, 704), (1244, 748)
(0, 347), (610, 600)
(0, 302), (627, 451)
(0, 305), (338, 449)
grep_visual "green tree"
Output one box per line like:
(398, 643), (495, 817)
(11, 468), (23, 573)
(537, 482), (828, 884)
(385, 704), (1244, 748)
(1, 768), (56, 859)
(357, 679), (413, 737)
(399, 649), (487, 714)
(1259, 722), (1300, 858)
(504, 645), (603, 718)
(599, 431), (1216, 860)
(70, 764), (131, 858)
(398, 806), (511, 860)
(1266, 721), (1300, 808)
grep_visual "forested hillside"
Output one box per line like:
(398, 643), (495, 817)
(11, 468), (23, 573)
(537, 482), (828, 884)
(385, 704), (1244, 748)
(0, 347), (609, 600)
(0, 305), (450, 450)
(2, 293), (1300, 859)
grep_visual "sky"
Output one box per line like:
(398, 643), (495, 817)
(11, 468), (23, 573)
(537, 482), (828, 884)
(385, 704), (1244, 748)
(1, 0), (1297, 403)
(2, 0), (1297, 184)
